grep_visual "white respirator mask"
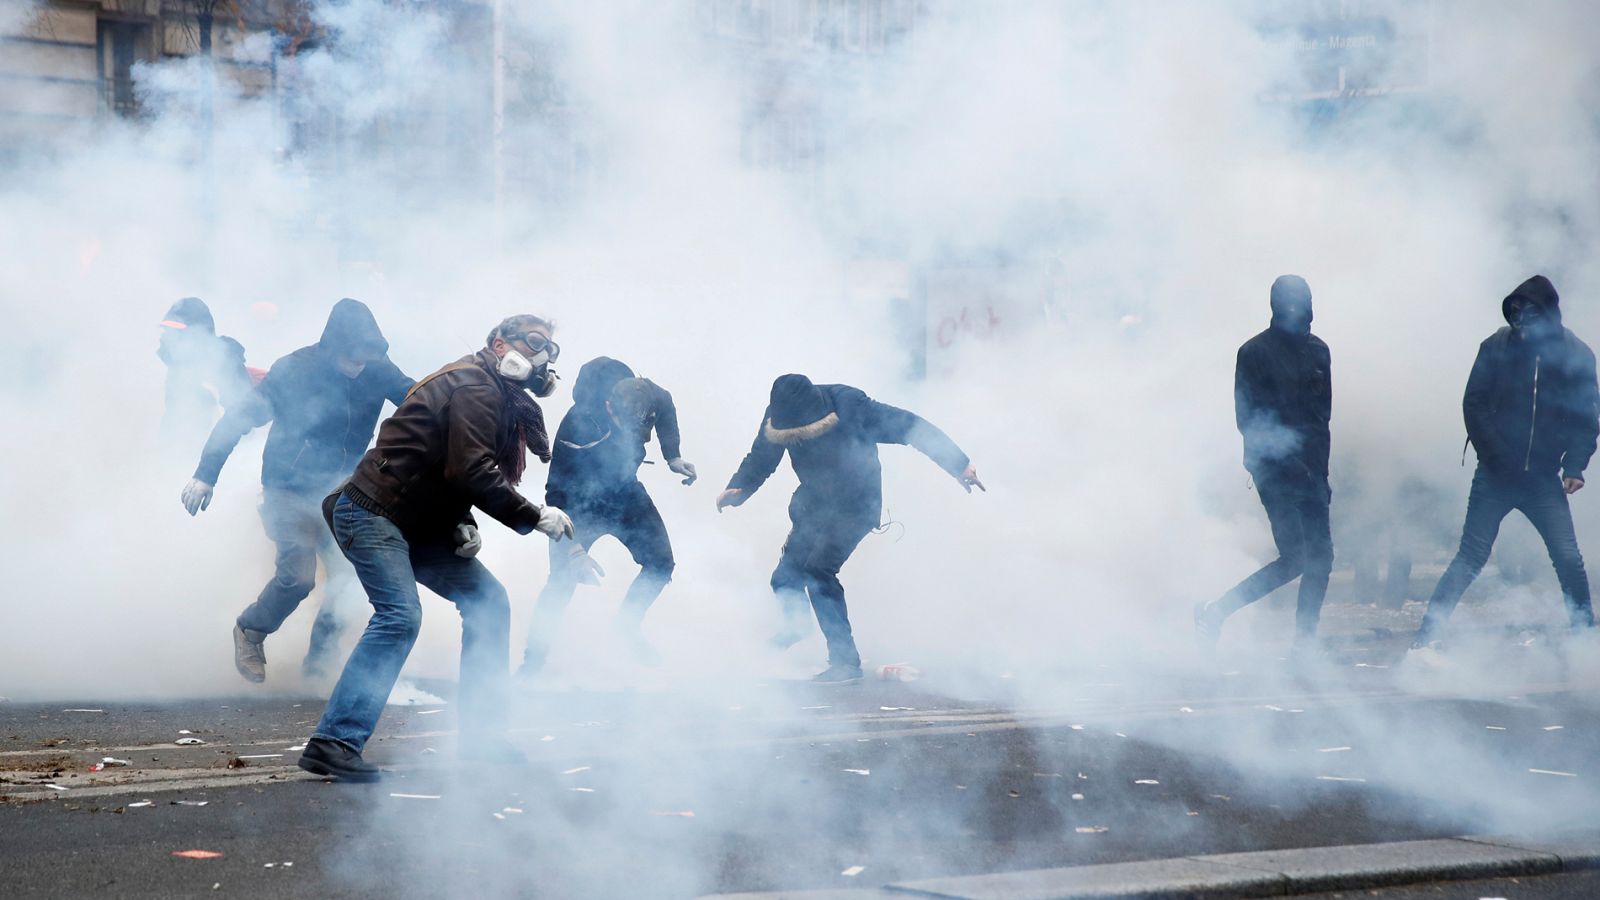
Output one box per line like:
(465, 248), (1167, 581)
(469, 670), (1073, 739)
(497, 348), (548, 382)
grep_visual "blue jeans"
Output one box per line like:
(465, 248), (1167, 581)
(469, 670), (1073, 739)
(313, 494), (510, 753)
(1418, 466), (1595, 641)
(237, 489), (358, 671)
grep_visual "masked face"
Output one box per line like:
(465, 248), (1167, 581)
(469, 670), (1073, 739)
(1511, 302), (1557, 341)
(497, 348), (535, 381)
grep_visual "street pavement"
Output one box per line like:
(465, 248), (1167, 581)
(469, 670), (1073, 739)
(3, 616), (1599, 898)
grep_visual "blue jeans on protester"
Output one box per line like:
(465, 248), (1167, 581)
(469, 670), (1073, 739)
(1417, 466), (1596, 643)
(313, 493), (510, 753)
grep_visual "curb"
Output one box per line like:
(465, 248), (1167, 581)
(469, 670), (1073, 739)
(698, 831), (1600, 899)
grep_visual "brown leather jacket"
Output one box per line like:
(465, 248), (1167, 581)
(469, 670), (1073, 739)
(342, 351), (545, 538)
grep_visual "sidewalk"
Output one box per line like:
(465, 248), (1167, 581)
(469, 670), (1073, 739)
(701, 831), (1600, 899)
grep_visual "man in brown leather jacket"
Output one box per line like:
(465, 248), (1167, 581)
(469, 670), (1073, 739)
(298, 315), (574, 782)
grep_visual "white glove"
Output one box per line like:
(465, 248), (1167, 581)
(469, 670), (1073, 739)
(569, 545), (606, 586)
(453, 523), (482, 558)
(668, 457), (698, 486)
(181, 479), (214, 516)
(535, 505), (575, 541)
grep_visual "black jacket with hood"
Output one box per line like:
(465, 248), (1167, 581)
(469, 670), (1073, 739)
(1235, 316), (1332, 484)
(195, 299), (414, 495)
(1464, 275), (1599, 480)
(544, 357), (682, 512)
(727, 380), (970, 521)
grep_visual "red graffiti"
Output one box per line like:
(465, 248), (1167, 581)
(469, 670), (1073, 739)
(934, 303), (1003, 349)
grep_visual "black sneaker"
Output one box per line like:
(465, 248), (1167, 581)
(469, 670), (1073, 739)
(297, 738), (381, 783)
(811, 665), (864, 685)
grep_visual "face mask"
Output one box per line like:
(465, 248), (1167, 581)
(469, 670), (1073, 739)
(498, 349), (535, 381)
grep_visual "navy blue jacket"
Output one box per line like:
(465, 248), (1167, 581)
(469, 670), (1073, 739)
(1465, 277), (1599, 479)
(727, 384), (969, 520)
(195, 299), (413, 495)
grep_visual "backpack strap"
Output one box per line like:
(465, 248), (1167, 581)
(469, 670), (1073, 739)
(404, 362), (482, 403)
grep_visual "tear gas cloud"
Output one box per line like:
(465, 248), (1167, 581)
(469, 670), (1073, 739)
(2, 0), (1600, 879)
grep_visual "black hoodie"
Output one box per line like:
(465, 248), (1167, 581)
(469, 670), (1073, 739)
(1464, 275), (1599, 479)
(194, 299), (414, 494)
(727, 380), (970, 520)
(544, 356), (682, 511)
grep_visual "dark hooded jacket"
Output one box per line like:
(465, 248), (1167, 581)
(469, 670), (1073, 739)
(727, 379), (970, 521)
(342, 349), (548, 538)
(194, 299), (413, 494)
(1235, 297), (1332, 483)
(544, 357), (682, 512)
(1464, 275), (1599, 480)
(158, 297), (254, 419)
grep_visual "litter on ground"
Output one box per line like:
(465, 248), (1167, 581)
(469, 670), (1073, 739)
(841, 866), (865, 877)
(172, 850), (224, 859)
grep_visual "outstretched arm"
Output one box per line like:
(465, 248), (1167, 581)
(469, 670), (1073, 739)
(192, 378), (274, 487)
(860, 395), (972, 480)
(720, 418), (785, 510)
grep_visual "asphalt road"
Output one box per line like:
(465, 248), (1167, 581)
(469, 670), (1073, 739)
(3, 630), (1599, 898)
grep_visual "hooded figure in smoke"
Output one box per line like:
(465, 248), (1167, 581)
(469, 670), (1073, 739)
(299, 315), (574, 782)
(1196, 275), (1334, 656)
(717, 375), (982, 684)
(156, 296), (256, 447)
(181, 299), (414, 682)
(1411, 275), (1599, 653)
(519, 357), (697, 677)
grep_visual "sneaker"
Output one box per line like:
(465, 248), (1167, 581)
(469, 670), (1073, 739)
(1405, 640), (1447, 670)
(811, 664), (864, 685)
(297, 737), (381, 783)
(233, 625), (268, 683)
(1193, 601), (1225, 651)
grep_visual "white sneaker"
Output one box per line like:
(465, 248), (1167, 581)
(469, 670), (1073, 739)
(1405, 641), (1448, 670)
(233, 625), (267, 683)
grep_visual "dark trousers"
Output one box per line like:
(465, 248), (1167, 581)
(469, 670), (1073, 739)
(1418, 466), (1595, 641)
(236, 488), (356, 669)
(314, 494), (510, 753)
(772, 498), (877, 670)
(1216, 474), (1334, 639)
(523, 484), (675, 670)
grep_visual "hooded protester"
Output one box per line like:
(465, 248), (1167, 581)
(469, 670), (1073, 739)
(299, 314), (574, 782)
(182, 299), (413, 682)
(1410, 275), (1599, 655)
(519, 357), (697, 677)
(717, 375), (983, 684)
(1195, 275), (1334, 656)
(157, 297), (255, 447)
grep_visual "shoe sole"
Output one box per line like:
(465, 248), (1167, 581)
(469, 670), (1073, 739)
(297, 755), (382, 783)
(813, 676), (863, 686)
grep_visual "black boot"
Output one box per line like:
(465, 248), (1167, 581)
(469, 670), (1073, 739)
(298, 738), (381, 783)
